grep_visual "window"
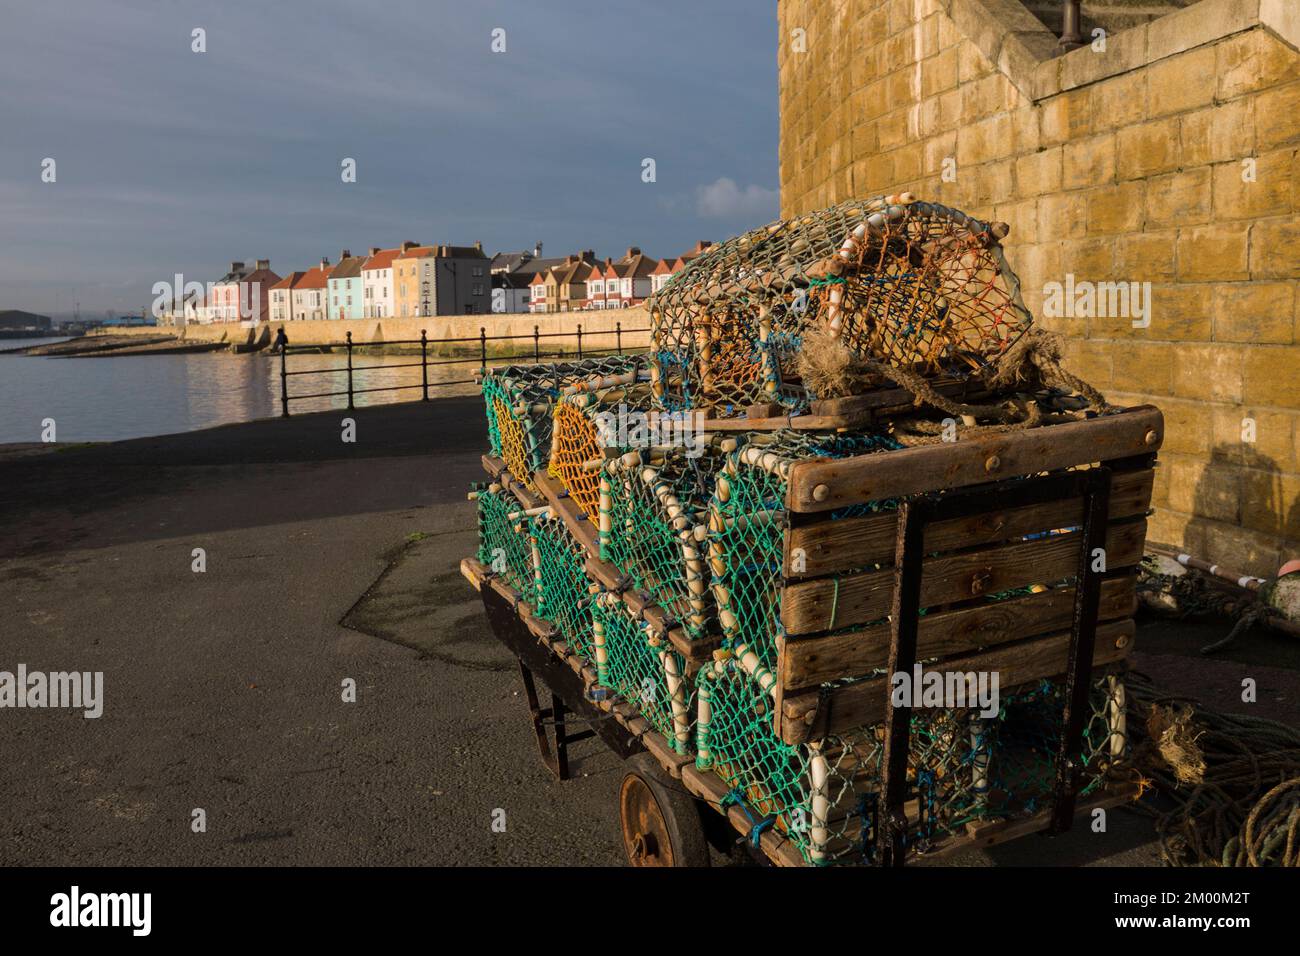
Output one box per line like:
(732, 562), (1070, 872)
(472, 266), (484, 277)
(472, 284), (484, 295)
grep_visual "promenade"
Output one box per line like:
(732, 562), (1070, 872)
(2, 399), (1294, 866)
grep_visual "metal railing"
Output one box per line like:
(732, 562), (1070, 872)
(277, 321), (646, 416)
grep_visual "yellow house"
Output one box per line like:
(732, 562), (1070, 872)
(393, 246), (435, 318)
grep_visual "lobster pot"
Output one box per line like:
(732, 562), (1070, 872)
(531, 513), (598, 665)
(708, 431), (901, 673)
(646, 195), (1033, 417)
(697, 654), (1128, 864)
(598, 442), (728, 641)
(547, 380), (656, 520)
(473, 481), (538, 600)
(981, 671), (1130, 815)
(482, 355), (645, 486)
(591, 591), (694, 756)
(696, 654), (986, 865)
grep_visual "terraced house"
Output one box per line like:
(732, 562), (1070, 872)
(327, 250), (366, 320)
(291, 258), (333, 322)
(393, 243), (491, 317)
(268, 270), (306, 322)
(208, 259), (280, 323)
(361, 243), (417, 318)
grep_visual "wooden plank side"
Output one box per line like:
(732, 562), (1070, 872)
(785, 405), (1164, 513)
(779, 618), (1136, 744)
(780, 519), (1146, 636)
(779, 577), (1136, 690)
(482, 454), (544, 509)
(783, 469), (1154, 578)
(532, 469), (599, 552)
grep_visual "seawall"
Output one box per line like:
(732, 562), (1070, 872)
(107, 308), (652, 353)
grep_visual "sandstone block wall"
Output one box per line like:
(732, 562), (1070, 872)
(778, 0), (1300, 576)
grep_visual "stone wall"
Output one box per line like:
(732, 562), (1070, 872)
(777, 0), (1300, 576)
(120, 308), (651, 354)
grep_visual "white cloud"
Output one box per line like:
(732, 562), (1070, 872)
(695, 177), (778, 219)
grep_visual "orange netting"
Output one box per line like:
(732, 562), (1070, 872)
(548, 400), (605, 519)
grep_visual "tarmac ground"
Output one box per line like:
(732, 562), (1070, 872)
(2, 399), (1296, 866)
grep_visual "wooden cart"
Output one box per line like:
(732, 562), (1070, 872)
(461, 403), (1163, 867)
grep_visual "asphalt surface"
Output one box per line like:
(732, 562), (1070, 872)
(1, 398), (1296, 867)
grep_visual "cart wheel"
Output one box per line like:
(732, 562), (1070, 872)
(618, 753), (710, 867)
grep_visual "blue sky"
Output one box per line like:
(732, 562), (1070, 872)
(0, 0), (778, 317)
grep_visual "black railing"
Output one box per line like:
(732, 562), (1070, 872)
(277, 321), (644, 416)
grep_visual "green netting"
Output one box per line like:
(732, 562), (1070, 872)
(592, 591), (693, 755)
(481, 355), (645, 483)
(983, 671), (1129, 814)
(531, 514), (597, 664)
(708, 431), (901, 671)
(598, 443), (727, 640)
(474, 483), (535, 598)
(696, 655), (983, 864)
(696, 656), (1128, 865)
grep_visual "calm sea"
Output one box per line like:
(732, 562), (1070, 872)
(0, 340), (483, 444)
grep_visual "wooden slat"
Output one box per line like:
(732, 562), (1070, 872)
(681, 765), (806, 867)
(779, 576), (1136, 690)
(778, 618), (1136, 745)
(780, 518), (1146, 635)
(783, 468), (1154, 578)
(532, 470), (599, 552)
(460, 556), (487, 590)
(809, 380), (957, 415)
(785, 405), (1164, 513)
(481, 454), (544, 509)
(915, 782), (1140, 864)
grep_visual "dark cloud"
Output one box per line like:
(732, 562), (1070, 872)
(0, 0), (777, 316)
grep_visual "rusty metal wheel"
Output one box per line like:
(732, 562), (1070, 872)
(618, 753), (710, 867)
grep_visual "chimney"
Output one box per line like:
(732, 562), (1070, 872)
(369, 247), (381, 256)
(320, 257), (330, 271)
(341, 249), (351, 260)
(231, 261), (244, 273)
(255, 259), (269, 271)
(474, 240), (482, 253)
(625, 246), (641, 259)
(534, 241), (543, 257)
(401, 240), (418, 251)
(583, 249), (595, 262)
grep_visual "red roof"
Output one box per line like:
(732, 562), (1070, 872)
(396, 245), (435, 259)
(296, 264), (334, 290)
(270, 271), (307, 291)
(362, 248), (402, 271)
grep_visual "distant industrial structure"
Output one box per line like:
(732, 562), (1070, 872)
(0, 310), (57, 338)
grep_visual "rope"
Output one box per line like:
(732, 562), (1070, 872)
(1125, 671), (1300, 867)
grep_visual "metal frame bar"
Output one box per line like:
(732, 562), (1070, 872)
(876, 467), (1113, 865)
(479, 584), (641, 777)
(517, 662), (596, 781)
